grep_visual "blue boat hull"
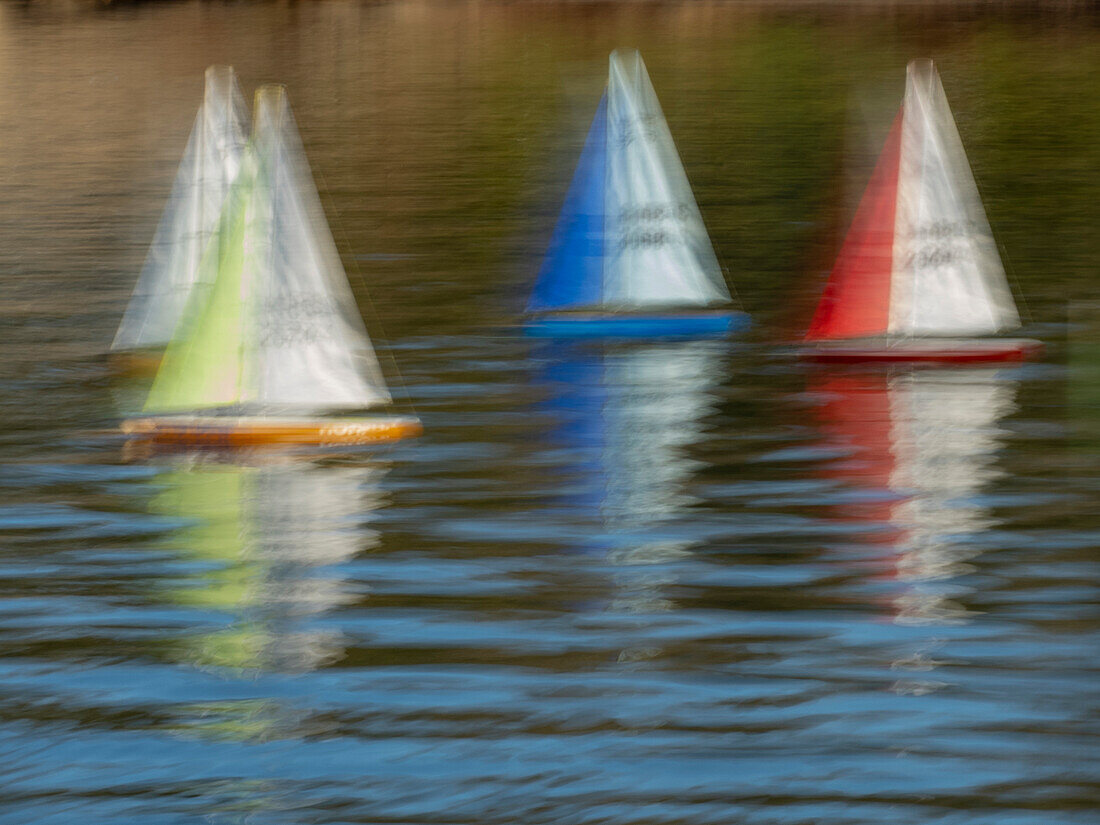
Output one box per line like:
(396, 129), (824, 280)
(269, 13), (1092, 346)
(524, 311), (750, 339)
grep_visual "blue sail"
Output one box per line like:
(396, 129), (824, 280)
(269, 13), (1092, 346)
(527, 92), (608, 313)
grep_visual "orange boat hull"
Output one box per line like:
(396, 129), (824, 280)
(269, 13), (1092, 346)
(121, 415), (422, 447)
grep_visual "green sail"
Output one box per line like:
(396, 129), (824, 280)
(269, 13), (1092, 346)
(143, 164), (254, 413)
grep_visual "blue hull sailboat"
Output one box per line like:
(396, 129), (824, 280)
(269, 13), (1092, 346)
(525, 50), (748, 339)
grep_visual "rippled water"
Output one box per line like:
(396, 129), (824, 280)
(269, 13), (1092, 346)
(1, 2), (1098, 823)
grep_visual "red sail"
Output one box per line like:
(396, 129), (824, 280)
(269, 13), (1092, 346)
(805, 111), (903, 341)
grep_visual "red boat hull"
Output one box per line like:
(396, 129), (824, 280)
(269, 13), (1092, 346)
(799, 338), (1043, 364)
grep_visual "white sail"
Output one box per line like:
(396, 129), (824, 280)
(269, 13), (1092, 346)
(113, 66), (248, 352)
(602, 50), (729, 308)
(889, 60), (1020, 336)
(241, 86), (390, 411)
(144, 85), (391, 415)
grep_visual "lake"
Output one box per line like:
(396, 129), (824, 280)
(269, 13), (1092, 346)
(0, 2), (1097, 823)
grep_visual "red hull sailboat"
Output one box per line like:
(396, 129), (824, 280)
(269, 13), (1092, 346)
(800, 60), (1041, 364)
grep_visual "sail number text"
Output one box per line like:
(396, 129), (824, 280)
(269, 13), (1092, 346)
(903, 221), (982, 272)
(256, 294), (340, 346)
(616, 202), (692, 252)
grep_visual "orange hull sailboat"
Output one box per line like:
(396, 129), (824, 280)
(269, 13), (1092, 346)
(122, 84), (419, 447)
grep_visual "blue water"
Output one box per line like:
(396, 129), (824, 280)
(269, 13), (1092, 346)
(2, 333), (1095, 824)
(1, 2), (1097, 823)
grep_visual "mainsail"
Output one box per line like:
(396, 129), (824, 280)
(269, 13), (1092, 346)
(113, 66), (248, 352)
(806, 59), (1020, 341)
(529, 49), (730, 313)
(144, 85), (391, 415)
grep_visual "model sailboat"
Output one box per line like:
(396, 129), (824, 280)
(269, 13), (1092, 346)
(526, 50), (748, 338)
(801, 60), (1041, 363)
(122, 86), (420, 446)
(113, 66), (249, 367)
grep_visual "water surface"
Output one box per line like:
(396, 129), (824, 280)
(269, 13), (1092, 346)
(0, 2), (1097, 823)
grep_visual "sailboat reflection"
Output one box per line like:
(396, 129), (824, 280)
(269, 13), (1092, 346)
(537, 339), (724, 618)
(814, 367), (1018, 628)
(150, 453), (385, 673)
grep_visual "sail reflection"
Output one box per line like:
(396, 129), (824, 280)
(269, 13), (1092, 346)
(150, 454), (385, 674)
(537, 340), (724, 617)
(815, 368), (1018, 627)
